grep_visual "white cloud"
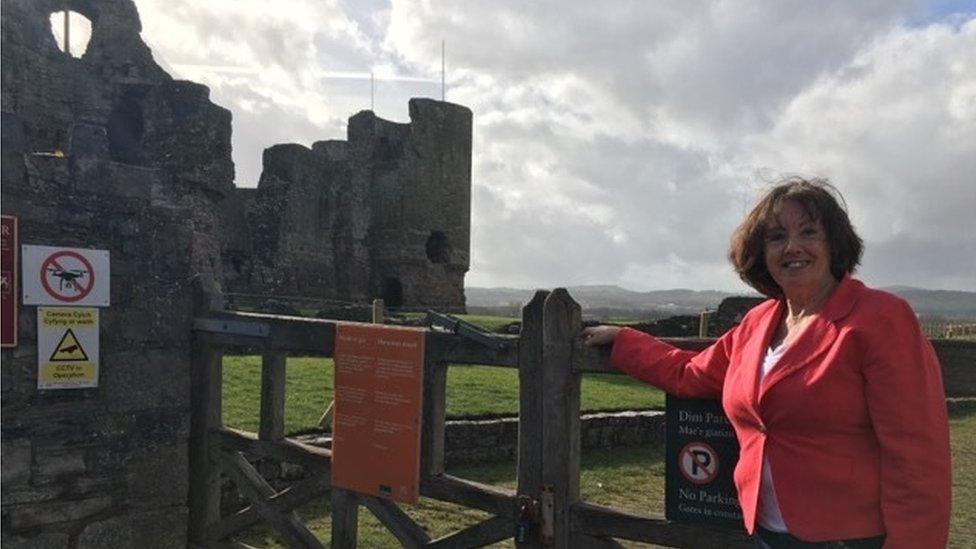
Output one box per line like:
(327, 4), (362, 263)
(132, 1), (976, 291)
(735, 19), (976, 288)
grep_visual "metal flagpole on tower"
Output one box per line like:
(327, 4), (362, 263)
(63, 6), (70, 55)
(441, 40), (445, 101)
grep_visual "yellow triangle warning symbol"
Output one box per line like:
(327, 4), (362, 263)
(50, 328), (89, 362)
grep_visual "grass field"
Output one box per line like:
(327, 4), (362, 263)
(222, 313), (663, 432)
(222, 357), (666, 433)
(232, 405), (976, 547)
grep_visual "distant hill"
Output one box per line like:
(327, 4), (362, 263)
(467, 284), (976, 320)
(881, 286), (976, 319)
(466, 285), (752, 319)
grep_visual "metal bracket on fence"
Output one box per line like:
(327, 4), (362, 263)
(425, 310), (512, 351)
(193, 317), (270, 338)
(540, 485), (554, 545)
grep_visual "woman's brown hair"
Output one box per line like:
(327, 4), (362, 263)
(728, 177), (863, 298)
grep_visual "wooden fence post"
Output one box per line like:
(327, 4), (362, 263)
(541, 289), (582, 548)
(372, 298), (385, 324)
(259, 350), (287, 441)
(421, 358), (448, 478)
(517, 290), (549, 548)
(699, 310), (711, 338)
(331, 488), (359, 549)
(188, 333), (223, 543)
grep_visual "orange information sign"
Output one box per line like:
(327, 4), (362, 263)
(331, 323), (425, 504)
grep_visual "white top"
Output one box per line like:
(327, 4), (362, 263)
(757, 342), (790, 533)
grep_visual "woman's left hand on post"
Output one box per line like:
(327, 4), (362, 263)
(581, 325), (622, 346)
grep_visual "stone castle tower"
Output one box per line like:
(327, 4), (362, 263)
(223, 100), (472, 311)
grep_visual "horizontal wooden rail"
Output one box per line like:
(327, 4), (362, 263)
(194, 312), (519, 365)
(573, 337), (715, 373)
(420, 474), (516, 517)
(426, 515), (514, 548)
(571, 502), (751, 548)
(214, 427), (331, 472)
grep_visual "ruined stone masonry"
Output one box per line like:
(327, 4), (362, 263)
(224, 101), (472, 311)
(1, 0), (471, 547)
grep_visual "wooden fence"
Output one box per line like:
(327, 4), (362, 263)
(921, 321), (976, 340)
(187, 289), (752, 548)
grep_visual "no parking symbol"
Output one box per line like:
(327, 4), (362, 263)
(679, 441), (719, 484)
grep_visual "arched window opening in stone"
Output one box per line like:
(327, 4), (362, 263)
(381, 277), (404, 308)
(49, 11), (92, 59)
(425, 231), (451, 264)
(107, 88), (145, 164)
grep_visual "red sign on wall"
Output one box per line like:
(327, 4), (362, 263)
(1, 215), (17, 348)
(331, 323), (425, 504)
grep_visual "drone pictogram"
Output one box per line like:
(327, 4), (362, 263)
(39, 250), (96, 303)
(46, 266), (87, 291)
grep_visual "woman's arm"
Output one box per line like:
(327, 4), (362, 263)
(583, 325), (735, 398)
(862, 299), (951, 549)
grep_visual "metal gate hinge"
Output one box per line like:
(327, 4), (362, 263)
(540, 486), (554, 545)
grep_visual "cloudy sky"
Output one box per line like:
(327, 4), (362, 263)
(89, 1), (976, 291)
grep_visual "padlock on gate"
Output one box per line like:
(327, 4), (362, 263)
(515, 494), (542, 544)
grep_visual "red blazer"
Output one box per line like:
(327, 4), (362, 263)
(610, 276), (950, 547)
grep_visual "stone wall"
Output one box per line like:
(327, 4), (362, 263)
(224, 101), (473, 312)
(227, 142), (365, 301)
(443, 410), (666, 466)
(358, 100), (472, 310)
(935, 340), (976, 397)
(1, 0), (229, 546)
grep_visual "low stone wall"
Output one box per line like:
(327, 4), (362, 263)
(933, 339), (976, 397)
(444, 410), (665, 465)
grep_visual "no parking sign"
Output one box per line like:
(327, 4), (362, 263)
(665, 396), (744, 529)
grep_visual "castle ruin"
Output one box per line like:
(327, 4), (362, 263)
(1, 0), (470, 546)
(223, 102), (471, 311)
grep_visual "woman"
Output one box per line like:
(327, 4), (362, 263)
(583, 178), (950, 548)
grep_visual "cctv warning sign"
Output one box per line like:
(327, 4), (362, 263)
(50, 329), (90, 361)
(37, 307), (99, 389)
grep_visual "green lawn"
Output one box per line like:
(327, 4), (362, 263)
(234, 406), (975, 547)
(222, 357), (665, 433)
(453, 314), (519, 333)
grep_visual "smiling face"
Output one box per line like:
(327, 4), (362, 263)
(763, 199), (835, 299)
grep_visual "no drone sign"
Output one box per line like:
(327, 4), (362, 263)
(22, 245), (110, 307)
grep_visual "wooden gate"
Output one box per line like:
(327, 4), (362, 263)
(187, 289), (751, 548)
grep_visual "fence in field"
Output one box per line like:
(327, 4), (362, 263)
(187, 289), (753, 548)
(920, 321), (976, 340)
